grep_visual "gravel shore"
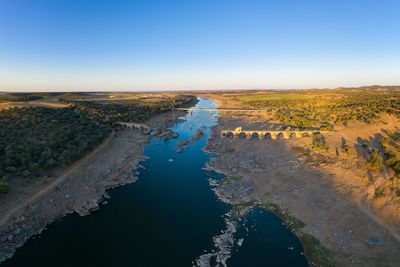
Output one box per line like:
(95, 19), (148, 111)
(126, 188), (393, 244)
(204, 115), (400, 267)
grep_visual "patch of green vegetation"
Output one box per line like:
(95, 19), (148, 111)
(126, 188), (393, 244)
(264, 203), (306, 230)
(53, 212), (67, 222)
(341, 141), (350, 154)
(300, 233), (335, 267)
(222, 148), (235, 154)
(69, 95), (196, 124)
(0, 93), (44, 102)
(0, 94), (196, 193)
(0, 178), (9, 194)
(374, 186), (385, 198)
(312, 134), (329, 152)
(230, 88), (400, 129)
(365, 148), (383, 172)
(394, 187), (400, 197)
(0, 107), (111, 184)
(320, 123), (334, 131)
(229, 175), (242, 181)
(262, 203), (335, 266)
(381, 132), (400, 177)
(236, 93), (313, 102)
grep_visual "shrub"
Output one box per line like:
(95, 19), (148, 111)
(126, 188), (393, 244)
(312, 136), (329, 152)
(341, 143), (350, 154)
(395, 188), (400, 197)
(0, 179), (9, 194)
(374, 187), (385, 198)
(320, 124), (333, 131)
(366, 149), (383, 172)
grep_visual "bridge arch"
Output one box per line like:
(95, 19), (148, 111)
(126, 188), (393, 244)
(238, 132), (247, 139)
(226, 131), (234, 138)
(220, 129), (325, 140)
(251, 132), (260, 140)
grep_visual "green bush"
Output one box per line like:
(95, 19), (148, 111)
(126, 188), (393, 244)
(0, 179), (9, 194)
(394, 188), (400, 197)
(341, 138), (350, 154)
(312, 135), (329, 152)
(366, 149), (383, 172)
(374, 187), (385, 198)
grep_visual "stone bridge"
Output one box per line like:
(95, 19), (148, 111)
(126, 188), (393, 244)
(221, 127), (322, 140)
(117, 122), (150, 133)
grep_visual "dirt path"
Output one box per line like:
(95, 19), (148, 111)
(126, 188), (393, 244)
(0, 132), (114, 226)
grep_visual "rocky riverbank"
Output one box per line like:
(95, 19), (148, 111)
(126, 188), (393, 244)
(0, 110), (185, 264)
(204, 115), (400, 267)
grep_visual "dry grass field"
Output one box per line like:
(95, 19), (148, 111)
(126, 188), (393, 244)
(204, 87), (400, 266)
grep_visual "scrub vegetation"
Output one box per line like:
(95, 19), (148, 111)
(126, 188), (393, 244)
(214, 86), (400, 198)
(229, 86), (400, 129)
(0, 93), (44, 102)
(67, 95), (194, 124)
(300, 233), (335, 267)
(207, 86), (400, 266)
(380, 131), (400, 177)
(0, 93), (196, 193)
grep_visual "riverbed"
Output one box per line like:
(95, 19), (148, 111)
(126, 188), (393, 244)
(2, 97), (308, 267)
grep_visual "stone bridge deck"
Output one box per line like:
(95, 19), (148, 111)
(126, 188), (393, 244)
(221, 127), (324, 140)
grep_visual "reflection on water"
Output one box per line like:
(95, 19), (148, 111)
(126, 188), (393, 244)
(2, 97), (308, 267)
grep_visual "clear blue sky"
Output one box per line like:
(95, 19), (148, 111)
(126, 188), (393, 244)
(1, 0), (399, 91)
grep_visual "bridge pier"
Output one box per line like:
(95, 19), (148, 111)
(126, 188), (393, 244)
(283, 132), (290, 139)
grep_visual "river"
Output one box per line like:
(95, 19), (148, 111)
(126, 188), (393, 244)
(2, 97), (308, 267)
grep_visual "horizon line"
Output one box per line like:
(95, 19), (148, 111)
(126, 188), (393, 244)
(1, 84), (400, 93)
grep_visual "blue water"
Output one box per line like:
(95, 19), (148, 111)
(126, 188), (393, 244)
(2, 97), (308, 267)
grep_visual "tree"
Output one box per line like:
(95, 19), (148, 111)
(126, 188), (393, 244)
(366, 149), (383, 172)
(0, 179), (8, 194)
